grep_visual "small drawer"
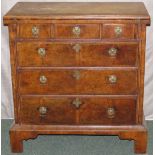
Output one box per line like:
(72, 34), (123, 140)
(19, 96), (136, 125)
(79, 97), (136, 125)
(102, 24), (137, 39)
(18, 69), (138, 95)
(19, 97), (76, 124)
(17, 42), (138, 67)
(17, 42), (78, 67)
(55, 24), (100, 39)
(79, 42), (138, 66)
(18, 24), (52, 39)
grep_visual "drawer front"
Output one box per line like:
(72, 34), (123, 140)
(17, 42), (78, 67)
(55, 24), (100, 39)
(18, 24), (52, 39)
(102, 24), (137, 39)
(19, 97), (76, 124)
(19, 96), (136, 125)
(18, 69), (137, 95)
(79, 97), (136, 125)
(17, 42), (138, 67)
(79, 42), (138, 66)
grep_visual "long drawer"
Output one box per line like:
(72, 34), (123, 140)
(17, 42), (138, 67)
(18, 69), (138, 95)
(19, 96), (137, 125)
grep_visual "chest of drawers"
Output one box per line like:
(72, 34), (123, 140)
(3, 2), (150, 153)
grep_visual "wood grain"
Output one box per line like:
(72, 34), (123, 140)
(4, 2), (150, 22)
(19, 96), (136, 125)
(102, 24), (137, 39)
(17, 42), (138, 67)
(55, 23), (100, 39)
(8, 24), (19, 123)
(10, 121), (147, 153)
(18, 69), (138, 95)
(18, 24), (52, 39)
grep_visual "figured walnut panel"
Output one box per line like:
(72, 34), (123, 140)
(19, 96), (136, 125)
(102, 24), (137, 39)
(3, 2), (150, 22)
(17, 42), (77, 67)
(18, 24), (53, 39)
(55, 24), (100, 39)
(19, 97), (76, 124)
(79, 97), (136, 125)
(18, 69), (138, 95)
(17, 42), (138, 67)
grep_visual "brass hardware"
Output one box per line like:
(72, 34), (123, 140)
(39, 106), (47, 116)
(38, 48), (46, 57)
(39, 75), (47, 84)
(73, 70), (80, 80)
(72, 26), (81, 37)
(73, 44), (81, 53)
(109, 75), (117, 83)
(114, 26), (122, 36)
(107, 107), (115, 118)
(72, 98), (82, 108)
(32, 26), (39, 36)
(108, 48), (117, 57)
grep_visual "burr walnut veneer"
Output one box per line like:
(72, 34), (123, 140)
(3, 2), (150, 153)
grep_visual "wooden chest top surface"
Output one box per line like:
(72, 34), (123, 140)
(4, 2), (150, 21)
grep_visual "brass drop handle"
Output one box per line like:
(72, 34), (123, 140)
(109, 75), (117, 83)
(114, 26), (122, 36)
(32, 26), (39, 36)
(72, 98), (82, 108)
(108, 48), (117, 57)
(38, 48), (46, 57)
(72, 26), (81, 37)
(38, 106), (48, 116)
(73, 44), (81, 53)
(39, 75), (47, 84)
(72, 70), (80, 80)
(107, 107), (115, 118)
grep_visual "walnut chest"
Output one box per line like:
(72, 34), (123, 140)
(3, 2), (150, 153)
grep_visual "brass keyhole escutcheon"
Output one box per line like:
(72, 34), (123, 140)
(72, 26), (81, 37)
(38, 48), (46, 57)
(73, 44), (81, 53)
(114, 26), (122, 36)
(73, 70), (81, 80)
(32, 26), (39, 36)
(72, 98), (82, 108)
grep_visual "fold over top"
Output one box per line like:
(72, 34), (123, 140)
(3, 2), (150, 24)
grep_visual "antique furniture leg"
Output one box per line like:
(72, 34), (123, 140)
(134, 131), (147, 154)
(10, 123), (38, 153)
(10, 119), (147, 153)
(119, 119), (147, 154)
(10, 130), (23, 153)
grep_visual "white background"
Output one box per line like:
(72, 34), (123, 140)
(1, 0), (153, 119)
